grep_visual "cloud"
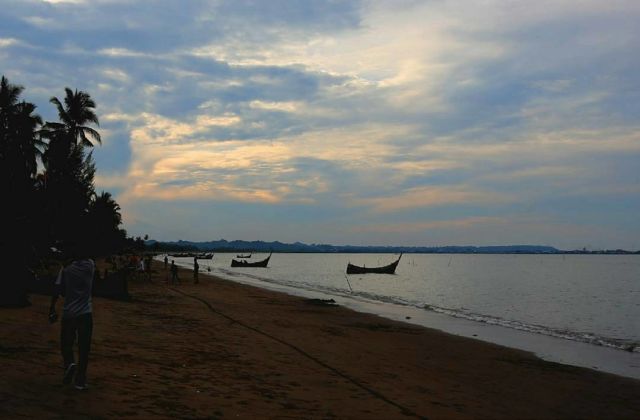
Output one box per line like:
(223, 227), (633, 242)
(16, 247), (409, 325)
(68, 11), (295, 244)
(2, 0), (640, 247)
(40, 0), (86, 4)
(97, 47), (148, 58)
(352, 186), (509, 213)
(249, 100), (301, 113)
(0, 37), (21, 47)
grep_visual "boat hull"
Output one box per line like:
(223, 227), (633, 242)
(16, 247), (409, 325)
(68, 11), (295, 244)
(346, 254), (401, 274)
(170, 252), (213, 259)
(231, 254), (270, 268)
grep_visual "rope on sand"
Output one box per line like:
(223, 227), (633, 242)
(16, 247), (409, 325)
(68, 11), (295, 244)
(168, 287), (428, 420)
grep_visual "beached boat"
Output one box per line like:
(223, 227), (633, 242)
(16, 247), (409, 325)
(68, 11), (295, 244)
(231, 253), (271, 268)
(346, 254), (402, 274)
(170, 252), (213, 259)
(236, 253), (251, 259)
(169, 252), (192, 258)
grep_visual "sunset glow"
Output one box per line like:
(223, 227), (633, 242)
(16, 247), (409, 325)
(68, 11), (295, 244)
(3, 0), (639, 248)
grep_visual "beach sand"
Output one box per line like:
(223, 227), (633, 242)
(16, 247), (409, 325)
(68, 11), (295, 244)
(1, 264), (639, 419)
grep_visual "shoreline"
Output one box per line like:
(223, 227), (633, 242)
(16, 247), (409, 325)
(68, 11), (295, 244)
(2, 263), (639, 418)
(172, 257), (640, 380)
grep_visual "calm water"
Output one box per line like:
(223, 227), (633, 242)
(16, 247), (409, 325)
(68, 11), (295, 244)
(171, 253), (640, 353)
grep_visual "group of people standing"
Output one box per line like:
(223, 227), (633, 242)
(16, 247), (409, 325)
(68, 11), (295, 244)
(164, 255), (199, 284)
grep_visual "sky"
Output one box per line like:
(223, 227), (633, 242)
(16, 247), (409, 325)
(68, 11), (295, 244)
(1, 0), (639, 249)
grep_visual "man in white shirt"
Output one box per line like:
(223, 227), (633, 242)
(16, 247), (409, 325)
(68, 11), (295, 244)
(49, 254), (95, 390)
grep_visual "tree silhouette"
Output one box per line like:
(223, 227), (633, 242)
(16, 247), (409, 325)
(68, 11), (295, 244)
(0, 77), (44, 306)
(41, 88), (102, 251)
(13, 102), (45, 178)
(44, 87), (101, 149)
(87, 191), (127, 255)
(91, 191), (122, 228)
(0, 75), (22, 111)
(1, 76), (130, 307)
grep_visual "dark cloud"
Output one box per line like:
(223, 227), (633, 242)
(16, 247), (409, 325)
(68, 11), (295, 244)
(0, 0), (361, 54)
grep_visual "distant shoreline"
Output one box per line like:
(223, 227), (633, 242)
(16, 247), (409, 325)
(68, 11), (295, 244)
(149, 239), (640, 255)
(166, 250), (640, 255)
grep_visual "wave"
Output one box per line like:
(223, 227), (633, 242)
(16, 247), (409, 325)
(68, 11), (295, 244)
(419, 303), (639, 353)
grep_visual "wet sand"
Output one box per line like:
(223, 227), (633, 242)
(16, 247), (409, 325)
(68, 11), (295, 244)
(1, 264), (639, 419)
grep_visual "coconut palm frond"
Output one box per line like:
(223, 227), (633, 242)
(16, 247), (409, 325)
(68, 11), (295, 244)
(80, 126), (101, 145)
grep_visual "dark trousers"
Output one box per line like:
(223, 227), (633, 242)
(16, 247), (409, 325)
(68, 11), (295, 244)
(61, 313), (93, 383)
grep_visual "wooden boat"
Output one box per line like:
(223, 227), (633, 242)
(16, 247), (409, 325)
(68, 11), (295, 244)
(346, 254), (402, 274)
(236, 253), (251, 259)
(231, 253), (271, 268)
(169, 253), (189, 258)
(170, 252), (213, 259)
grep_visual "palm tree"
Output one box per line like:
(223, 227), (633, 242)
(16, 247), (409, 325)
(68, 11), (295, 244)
(44, 87), (101, 149)
(13, 101), (45, 179)
(0, 76), (43, 307)
(0, 75), (23, 110)
(41, 87), (101, 187)
(40, 88), (102, 254)
(88, 191), (126, 255)
(0, 76), (43, 190)
(90, 191), (123, 230)
(0, 76), (21, 112)
(0, 76), (25, 157)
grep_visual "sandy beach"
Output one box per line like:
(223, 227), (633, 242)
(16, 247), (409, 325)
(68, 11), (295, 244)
(1, 264), (639, 419)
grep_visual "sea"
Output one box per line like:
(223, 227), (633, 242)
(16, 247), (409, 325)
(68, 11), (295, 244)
(167, 253), (640, 379)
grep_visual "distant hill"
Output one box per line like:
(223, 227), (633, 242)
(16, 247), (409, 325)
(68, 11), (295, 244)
(145, 239), (563, 254)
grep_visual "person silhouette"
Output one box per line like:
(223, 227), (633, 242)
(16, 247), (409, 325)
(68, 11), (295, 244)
(170, 260), (179, 284)
(193, 257), (199, 284)
(49, 242), (95, 390)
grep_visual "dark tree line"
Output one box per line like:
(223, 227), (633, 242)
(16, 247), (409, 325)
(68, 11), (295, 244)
(0, 76), (129, 306)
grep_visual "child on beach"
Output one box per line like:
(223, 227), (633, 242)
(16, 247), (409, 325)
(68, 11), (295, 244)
(48, 244), (95, 390)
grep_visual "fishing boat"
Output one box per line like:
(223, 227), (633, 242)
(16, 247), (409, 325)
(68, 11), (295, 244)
(170, 252), (213, 259)
(231, 253), (271, 268)
(236, 253), (251, 258)
(346, 254), (402, 274)
(169, 252), (193, 258)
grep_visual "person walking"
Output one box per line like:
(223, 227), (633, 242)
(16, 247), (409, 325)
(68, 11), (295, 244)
(170, 260), (179, 284)
(193, 257), (199, 284)
(144, 254), (153, 282)
(49, 249), (95, 390)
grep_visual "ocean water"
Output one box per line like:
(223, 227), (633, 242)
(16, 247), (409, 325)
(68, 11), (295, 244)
(169, 253), (640, 354)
